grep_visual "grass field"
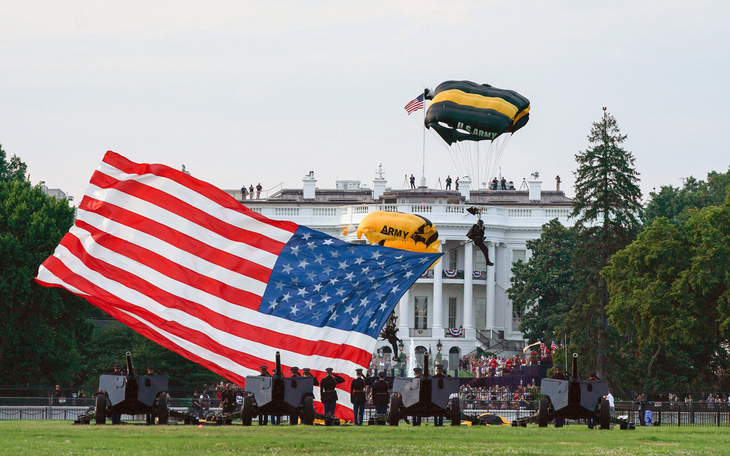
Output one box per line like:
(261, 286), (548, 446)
(2, 421), (730, 456)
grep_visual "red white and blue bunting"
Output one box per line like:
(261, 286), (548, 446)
(444, 269), (458, 278)
(448, 327), (463, 337)
(472, 270), (483, 279)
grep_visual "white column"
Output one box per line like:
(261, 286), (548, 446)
(432, 241), (444, 338)
(463, 240), (474, 338)
(486, 242), (497, 330)
(504, 246), (513, 332)
(398, 289), (410, 339)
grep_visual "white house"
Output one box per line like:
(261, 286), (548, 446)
(226, 168), (572, 371)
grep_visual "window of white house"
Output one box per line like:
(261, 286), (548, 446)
(449, 250), (458, 270)
(414, 296), (428, 329)
(513, 249), (526, 264)
(448, 297), (457, 328)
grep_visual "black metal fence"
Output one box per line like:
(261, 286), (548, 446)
(1, 397), (728, 426)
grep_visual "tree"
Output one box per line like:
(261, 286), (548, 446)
(644, 168), (730, 225)
(0, 147), (91, 385)
(0, 144), (27, 182)
(508, 219), (576, 343)
(568, 109), (643, 378)
(605, 193), (730, 391)
(79, 322), (225, 392)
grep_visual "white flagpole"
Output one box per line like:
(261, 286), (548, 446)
(421, 88), (427, 187)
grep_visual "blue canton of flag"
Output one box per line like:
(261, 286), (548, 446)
(261, 226), (439, 338)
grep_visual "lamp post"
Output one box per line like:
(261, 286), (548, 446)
(435, 339), (443, 365)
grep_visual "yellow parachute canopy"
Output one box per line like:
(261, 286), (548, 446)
(356, 211), (439, 254)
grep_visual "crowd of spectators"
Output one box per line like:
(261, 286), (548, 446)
(660, 392), (730, 403)
(459, 353), (535, 378)
(459, 382), (538, 409)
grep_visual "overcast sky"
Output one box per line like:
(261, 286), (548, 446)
(2, 1), (728, 204)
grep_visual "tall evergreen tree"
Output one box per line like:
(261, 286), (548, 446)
(568, 109), (643, 378)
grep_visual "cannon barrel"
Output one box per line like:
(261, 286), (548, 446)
(571, 353), (578, 380)
(274, 351), (283, 379)
(126, 351), (135, 377)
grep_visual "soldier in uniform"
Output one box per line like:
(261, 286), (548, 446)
(433, 364), (450, 426)
(258, 365), (271, 425)
(587, 371), (600, 429)
(371, 371), (390, 419)
(108, 363), (124, 424)
(320, 367), (345, 420)
(145, 365), (159, 424)
(551, 364), (569, 427)
(466, 219), (494, 266)
(302, 368), (319, 386)
(411, 367), (423, 426)
(350, 368), (367, 425)
(288, 366), (300, 425)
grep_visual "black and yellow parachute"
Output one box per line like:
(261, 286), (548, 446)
(425, 80), (530, 145)
(352, 211), (439, 254)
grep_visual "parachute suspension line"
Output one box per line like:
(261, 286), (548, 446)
(429, 129), (466, 183)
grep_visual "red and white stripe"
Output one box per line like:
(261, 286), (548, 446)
(36, 151), (366, 419)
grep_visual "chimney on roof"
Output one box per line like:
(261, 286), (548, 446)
(459, 176), (471, 201)
(373, 163), (387, 200)
(528, 171), (542, 202)
(303, 171), (316, 200)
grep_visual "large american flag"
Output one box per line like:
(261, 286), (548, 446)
(36, 151), (440, 421)
(403, 93), (424, 115)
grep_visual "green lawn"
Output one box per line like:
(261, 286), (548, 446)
(1, 421), (729, 456)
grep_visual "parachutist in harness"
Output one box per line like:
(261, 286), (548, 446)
(466, 219), (493, 266)
(381, 324), (402, 359)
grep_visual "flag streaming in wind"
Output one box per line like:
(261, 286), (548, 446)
(36, 151), (440, 421)
(403, 93), (424, 114)
(551, 341), (558, 351)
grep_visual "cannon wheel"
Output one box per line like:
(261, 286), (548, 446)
(388, 396), (401, 426)
(241, 396), (253, 426)
(157, 393), (169, 425)
(301, 396), (315, 425)
(450, 396), (461, 426)
(538, 398), (549, 428)
(95, 394), (106, 425)
(600, 399), (610, 430)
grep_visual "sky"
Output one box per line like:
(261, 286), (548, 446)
(2, 1), (729, 204)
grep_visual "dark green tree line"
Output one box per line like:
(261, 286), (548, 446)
(605, 191), (730, 391)
(0, 144), (91, 384)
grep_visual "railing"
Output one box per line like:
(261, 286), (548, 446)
(244, 203), (572, 227)
(1, 397), (729, 426)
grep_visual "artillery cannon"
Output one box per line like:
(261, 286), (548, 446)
(238, 351), (316, 426)
(513, 353), (611, 429)
(388, 354), (461, 426)
(76, 351), (196, 425)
